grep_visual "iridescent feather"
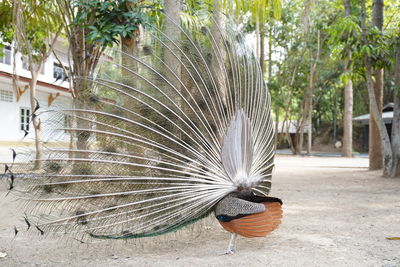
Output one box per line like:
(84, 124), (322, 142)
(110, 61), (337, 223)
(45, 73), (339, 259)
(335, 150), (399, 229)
(9, 13), (276, 243)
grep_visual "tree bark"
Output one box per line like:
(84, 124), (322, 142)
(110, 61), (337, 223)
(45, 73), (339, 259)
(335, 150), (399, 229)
(121, 37), (138, 84)
(365, 64), (392, 176)
(255, 20), (260, 61)
(164, 0), (181, 95)
(342, 68), (353, 157)
(342, 0), (353, 157)
(283, 64), (298, 154)
(269, 27), (277, 147)
(260, 31), (265, 75)
(369, 0), (384, 169)
(361, 0), (392, 176)
(268, 27), (273, 82)
(333, 88), (337, 141)
(29, 72), (42, 169)
(369, 69), (383, 169)
(372, 0), (384, 30)
(297, 115), (304, 155)
(121, 36), (139, 112)
(307, 100), (312, 154)
(211, 0), (227, 107)
(274, 106), (279, 148)
(68, 21), (104, 163)
(344, 0), (351, 16)
(298, 29), (320, 155)
(390, 41), (400, 177)
(281, 92), (296, 153)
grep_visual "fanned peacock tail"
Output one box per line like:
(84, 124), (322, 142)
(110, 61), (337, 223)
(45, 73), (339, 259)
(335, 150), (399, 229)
(8, 13), (275, 241)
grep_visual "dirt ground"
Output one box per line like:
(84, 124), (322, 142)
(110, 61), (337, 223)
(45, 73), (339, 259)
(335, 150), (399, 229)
(0, 155), (399, 267)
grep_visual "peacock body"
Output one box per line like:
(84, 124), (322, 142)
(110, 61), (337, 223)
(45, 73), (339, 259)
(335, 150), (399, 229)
(6, 13), (282, 253)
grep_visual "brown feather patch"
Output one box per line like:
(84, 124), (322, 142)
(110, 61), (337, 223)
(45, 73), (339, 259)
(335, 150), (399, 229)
(219, 201), (282, 238)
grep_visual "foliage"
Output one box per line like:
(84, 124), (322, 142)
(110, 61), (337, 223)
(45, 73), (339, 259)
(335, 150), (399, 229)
(265, 0), (400, 152)
(223, 0), (281, 22)
(0, 0), (13, 45)
(74, 0), (162, 47)
(0, 0), (62, 63)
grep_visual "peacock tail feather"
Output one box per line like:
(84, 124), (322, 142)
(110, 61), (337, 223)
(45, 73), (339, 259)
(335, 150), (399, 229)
(8, 13), (275, 240)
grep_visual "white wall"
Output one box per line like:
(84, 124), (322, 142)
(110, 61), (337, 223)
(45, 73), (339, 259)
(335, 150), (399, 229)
(0, 78), (72, 142)
(0, 38), (72, 143)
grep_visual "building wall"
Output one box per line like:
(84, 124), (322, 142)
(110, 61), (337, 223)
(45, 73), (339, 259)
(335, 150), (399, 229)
(0, 80), (71, 142)
(0, 40), (72, 145)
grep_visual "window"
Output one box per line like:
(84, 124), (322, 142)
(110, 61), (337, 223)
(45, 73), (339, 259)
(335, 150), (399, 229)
(20, 108), (30, 131)
(53, 62), (69, 81)
(0, 45), (11, 65)
(0, 90), (13, 102)
(22, 55), (45, 74)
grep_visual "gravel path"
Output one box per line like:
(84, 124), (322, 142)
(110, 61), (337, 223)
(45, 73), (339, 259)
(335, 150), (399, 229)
(0, 155), (399, 267)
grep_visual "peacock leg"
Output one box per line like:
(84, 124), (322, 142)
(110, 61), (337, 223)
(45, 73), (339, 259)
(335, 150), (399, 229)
(225, 233), (237, 254)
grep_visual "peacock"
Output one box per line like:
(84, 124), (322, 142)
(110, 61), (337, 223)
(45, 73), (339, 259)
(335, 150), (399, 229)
(5, 13), (282, 254)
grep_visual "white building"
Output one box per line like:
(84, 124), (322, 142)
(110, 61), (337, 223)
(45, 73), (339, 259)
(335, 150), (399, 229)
(0, 40), (72, 162)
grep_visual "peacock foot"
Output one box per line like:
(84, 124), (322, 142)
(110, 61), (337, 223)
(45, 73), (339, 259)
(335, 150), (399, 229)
(225, 248), (235, 255)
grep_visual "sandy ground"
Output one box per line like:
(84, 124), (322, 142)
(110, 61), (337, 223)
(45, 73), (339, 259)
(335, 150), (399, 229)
(0, 155), (399, 267)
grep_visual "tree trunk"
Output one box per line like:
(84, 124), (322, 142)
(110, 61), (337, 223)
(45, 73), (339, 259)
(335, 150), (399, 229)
(284, 64), (298, 154)
(298, 29), (320, 155)
(71, 31), (90, 156)
(307, 101), (312, 155)
(342, 68), (353, 157)
(259, 31), (265, 75)
(342, 0), (353, 157)
(372, 0), (384, 30)
(268, 27), (273, 82)
(369, 0), (384, 169)
(119, 35), (141, 159)
(281, 93), (296, 153)
(255, 21), (260, 61)
(163, 0), (182, 150)
(211, 0), (227, 107)
(164, 0), (181, 95)
(120, 36), (139, 114)
(361, 0), (392, 176)
(274, 106), (279, 148)
(269, 27), (277, 147)
(298, 73), (313, 155)
(369, 69), (383, 169)
(365, 64), (392, 176)
(285, 121), (295, 153)
(297, 119), (304, 155)
(390, 41), (400, 177)
(29, 71), (42, 170)
(344, 0), (351, 16)
(121, 37), (138, 86)
(69, 26), (103, 165)
(333, 87), (337, 141)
